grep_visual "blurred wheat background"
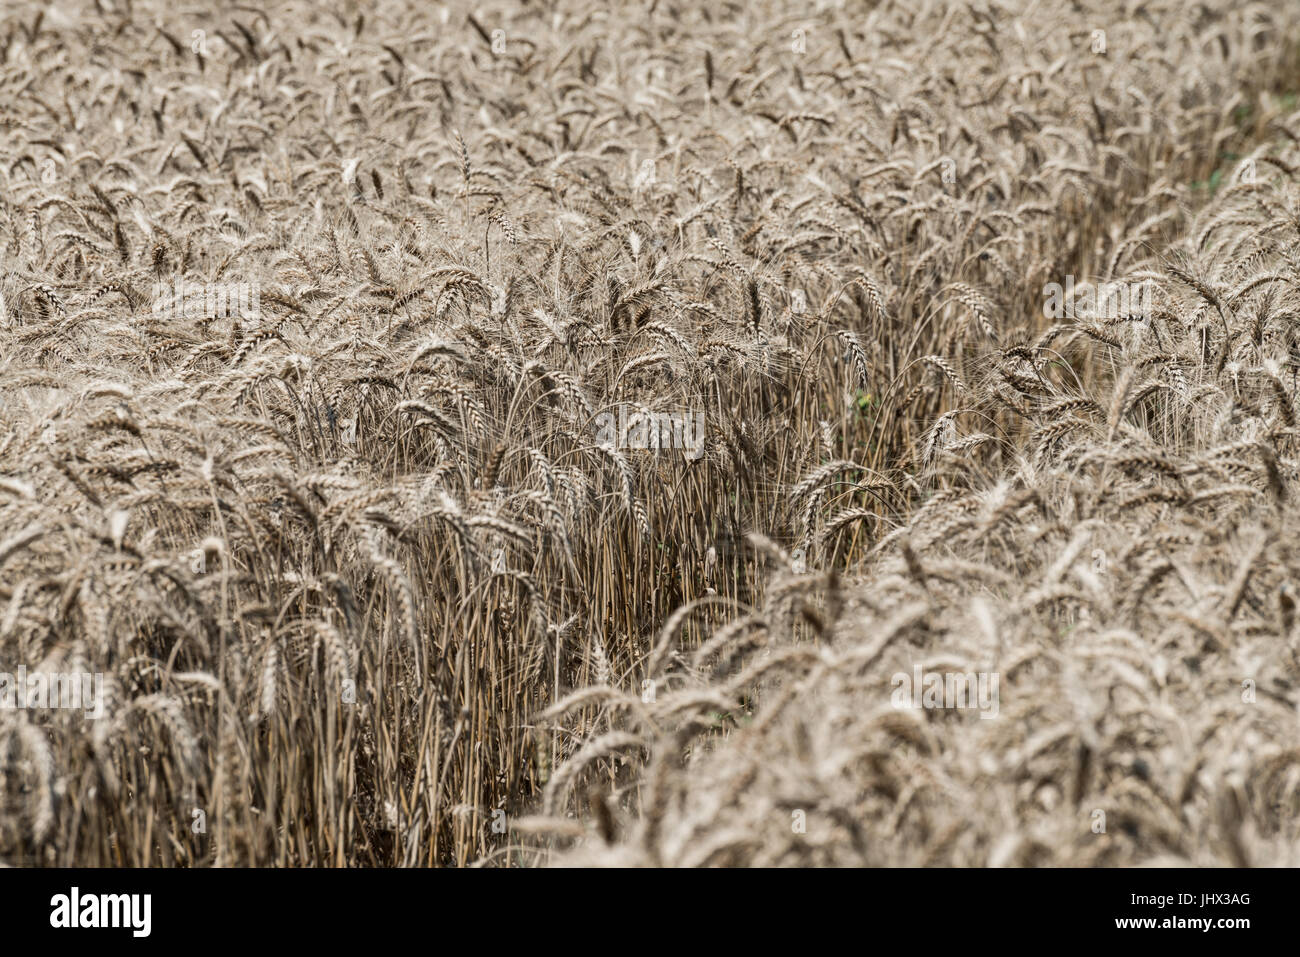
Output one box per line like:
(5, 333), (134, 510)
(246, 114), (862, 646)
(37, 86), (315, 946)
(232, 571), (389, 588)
(1, 0), (1300, 866)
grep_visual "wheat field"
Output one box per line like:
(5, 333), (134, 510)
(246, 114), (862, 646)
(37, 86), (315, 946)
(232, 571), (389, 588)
(1, 0), (1299, 867)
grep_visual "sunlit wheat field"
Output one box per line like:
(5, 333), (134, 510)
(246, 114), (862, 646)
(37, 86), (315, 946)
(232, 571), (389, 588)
(2, 0), (1300, 867)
